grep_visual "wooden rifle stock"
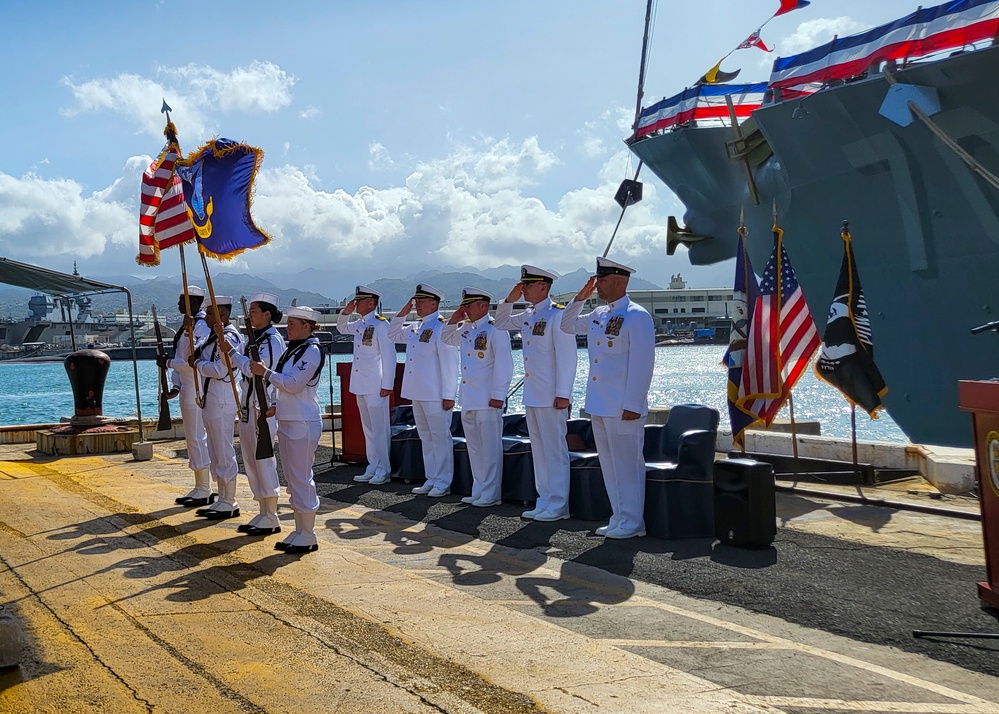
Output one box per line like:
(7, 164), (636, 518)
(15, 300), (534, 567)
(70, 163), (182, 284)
(151, 305), (173, 431)
(241, 297), (274, 460)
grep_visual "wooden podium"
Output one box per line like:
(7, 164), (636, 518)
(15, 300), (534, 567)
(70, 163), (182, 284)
(336, 362), (408, 464)
(958, 379), (999, 610)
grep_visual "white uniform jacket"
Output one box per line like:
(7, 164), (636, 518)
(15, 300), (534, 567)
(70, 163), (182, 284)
(442, 316), (514, 410)
(228, 326), (286, 412)
(264, 338), (324, 423)
(193, 324), (243, 405)
(494, 297), (576, 407)
(336, 311), (396, 395)
(388, 311), (459, 402)
(561, 296), (655, 417)
(169, 311), (210, 399)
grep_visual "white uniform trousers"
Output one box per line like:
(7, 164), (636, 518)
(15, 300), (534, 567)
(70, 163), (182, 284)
(591, 414), (647, 533)
(203, 399), (239, 484)
(237, 410), (280, 499)
(178, 395), (210, 471)
(461, 408), (503, 502)
(277, 420), (321, 513)
(357, 393), (391, 477)
(413, 400), (453, 490)
(526, 406), (570, 515)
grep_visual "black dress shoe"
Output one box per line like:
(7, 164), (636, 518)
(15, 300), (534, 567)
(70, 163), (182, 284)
(236, 523), (254, 533)
(175, 495), (190, 505)
(183, 493), (217, 508)
(203, 508), (240, 520)
(195, 507), (214, 516)
(245, 525), (281, 536)
(274, 541), (291, 551)
(283, 543), (318, 554)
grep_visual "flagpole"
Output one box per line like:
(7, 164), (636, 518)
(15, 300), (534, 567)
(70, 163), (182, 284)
(851, 404), (860, 480)
(160, 109), (206, 408)
(198, 247), (242, 408)
(774, 199), (801, 464)
(737, 209), (749, 455)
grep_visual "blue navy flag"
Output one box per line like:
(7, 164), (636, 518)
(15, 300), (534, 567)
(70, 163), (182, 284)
(722, 230), (761, 448)
(814, 228), (887, 417)
(177, 138), (271, 260)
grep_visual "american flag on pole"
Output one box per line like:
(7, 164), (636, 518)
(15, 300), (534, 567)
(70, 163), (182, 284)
(737, 227), (819, 426)
(137, 139), (196, 266)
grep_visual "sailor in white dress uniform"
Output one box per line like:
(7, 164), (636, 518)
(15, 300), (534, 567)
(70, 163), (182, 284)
(494, 265), (577, 521)
(336, 286), (396, 485)
(561, 257), (655, 539)
(190, 295), (243, 519)
(388, 283), (459, 497)
(442, 287), (514, 507)
(226, 292), (286, 535)
(251, 306), (325, 554)
(162, 285), (212, 507)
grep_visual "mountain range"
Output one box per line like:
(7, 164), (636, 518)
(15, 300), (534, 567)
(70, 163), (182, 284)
(0, 265), (668, 323)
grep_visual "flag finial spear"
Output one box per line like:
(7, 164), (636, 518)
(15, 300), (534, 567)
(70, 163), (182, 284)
(738, 207), (747, 237)
(772, 199), (779, 229)
(160, 99), (172, 123)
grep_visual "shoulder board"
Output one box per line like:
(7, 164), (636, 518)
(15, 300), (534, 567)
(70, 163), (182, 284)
(553, 303), (565, 309)
(377, 315), (388, 321)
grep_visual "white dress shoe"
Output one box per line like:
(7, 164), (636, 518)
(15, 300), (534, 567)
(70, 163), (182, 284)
(472, 498), (502, 507)
(368, 474), (391, 485)
(353, 473), (373, 483)
(521, 508), (542, 520)
(428, 487), (450, 497)
(605, 527), (646, 540)
(412, 484), (434, 495)
(533, 510), (569, 522)
(595, 524), (612, 536)
(460, 496), (477, 504)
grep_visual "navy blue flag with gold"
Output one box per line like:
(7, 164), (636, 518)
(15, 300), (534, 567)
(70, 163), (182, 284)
(177, 138), (270, 260)
(814, 227), (887, 418)
(722, 230), (761, 448)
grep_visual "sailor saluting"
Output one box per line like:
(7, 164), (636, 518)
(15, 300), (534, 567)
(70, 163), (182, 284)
(250, 306), (325, 554)
(388, 283), (460, 497)
(225, 292), (286, 536)
(160, 285), (212, 507)
(189, 295), (242, 520)
(336, 285), (395, 486)
(495, 265), (577, 521)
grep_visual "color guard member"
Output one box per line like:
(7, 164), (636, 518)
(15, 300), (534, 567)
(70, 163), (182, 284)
(162, 285), (212, 506)
(336, 286), (396, 485)
(190, 295), (243, 520)
(495, 266), (577, 521)
(388, 283), (460, 497)
(227, 292), (286, 535)
(442, 288), (513, 507)
(561, 257), (655, 539)
(251, 306), (325, 554)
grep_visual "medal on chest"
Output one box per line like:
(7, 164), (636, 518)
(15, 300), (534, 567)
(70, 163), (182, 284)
(362, 326), (374, 346)
(419, 328), (434, 343)
(531, 318), (547, 336)
(605, 316), (624, 337)
(474, 331), (488, 351)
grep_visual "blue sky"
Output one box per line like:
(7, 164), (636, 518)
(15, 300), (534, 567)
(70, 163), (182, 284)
(0, 0), (921, 291)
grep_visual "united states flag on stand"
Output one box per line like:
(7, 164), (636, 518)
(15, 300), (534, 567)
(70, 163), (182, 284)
(738, 228), (819, 426)
(137, 141), (195, 266)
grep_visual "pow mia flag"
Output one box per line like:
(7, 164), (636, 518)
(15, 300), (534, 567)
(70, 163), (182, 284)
(814, 225), (887, 418)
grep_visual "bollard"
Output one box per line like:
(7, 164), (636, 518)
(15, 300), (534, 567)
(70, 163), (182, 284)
(64, 349), (111, 423)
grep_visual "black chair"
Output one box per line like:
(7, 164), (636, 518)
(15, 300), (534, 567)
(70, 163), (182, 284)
(499, 413), (538, 503)
(566, 418), (610, 520)
(389, 405), (423, 483)
(643, 404), (720, 539)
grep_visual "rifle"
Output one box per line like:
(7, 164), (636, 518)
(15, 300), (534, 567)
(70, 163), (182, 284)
(151, 305), (173, 431)
(240, 296), (275, 460)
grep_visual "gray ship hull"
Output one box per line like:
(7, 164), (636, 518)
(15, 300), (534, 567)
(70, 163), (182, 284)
(630, 46), (999, 447)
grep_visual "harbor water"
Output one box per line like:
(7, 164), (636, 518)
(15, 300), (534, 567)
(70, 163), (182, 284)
(0, 345), (909, 443)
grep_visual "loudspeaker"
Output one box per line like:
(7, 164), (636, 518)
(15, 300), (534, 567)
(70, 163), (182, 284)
(713, 458), (776, 547)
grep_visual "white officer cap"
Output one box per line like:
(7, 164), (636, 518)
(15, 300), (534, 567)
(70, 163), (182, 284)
(520, 265), (557, 284)
(460, 287), (493, 306)
(182, 285), (205, 297)
(413, 283), (444, 301)
(595, 256), (636, 277)
(250, 292), (279, 308)
(286, 305), (321, 323)
(205, 295), (233, 307)
(354, 285), (381, 301)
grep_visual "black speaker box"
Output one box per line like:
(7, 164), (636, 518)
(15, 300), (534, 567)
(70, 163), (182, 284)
(713, 458), (776, 547)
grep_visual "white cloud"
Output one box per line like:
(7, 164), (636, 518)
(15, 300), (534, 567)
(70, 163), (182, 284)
(299, 105), (321, 120)
(780, 17), (868, 56)
(368, 142), (394, 171)
(61, 61), (295, 141)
